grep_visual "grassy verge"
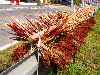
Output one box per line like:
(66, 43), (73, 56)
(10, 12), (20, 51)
(49, 10), (100, 75)
(0, 42), (31, 72)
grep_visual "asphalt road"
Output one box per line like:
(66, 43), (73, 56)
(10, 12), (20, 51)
(0, 4), (73, 23)
(0, 4), (73, 48)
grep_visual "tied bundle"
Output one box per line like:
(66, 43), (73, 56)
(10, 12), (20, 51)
(7, 6), (96, 70)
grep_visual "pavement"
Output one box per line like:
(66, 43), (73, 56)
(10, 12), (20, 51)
(7, 55), (38, 75)
(0, 1), (37, 5)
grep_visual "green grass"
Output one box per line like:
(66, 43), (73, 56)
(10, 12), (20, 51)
(0, 42), (30, 72)
(74, 0), (81, 6)
(0, 42), (20, 72)
(49, 10), (100, 75)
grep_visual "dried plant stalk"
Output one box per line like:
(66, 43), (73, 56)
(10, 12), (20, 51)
(7, 6), (96, 70)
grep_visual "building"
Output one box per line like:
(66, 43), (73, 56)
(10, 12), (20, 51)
(96, 0), (100, 8)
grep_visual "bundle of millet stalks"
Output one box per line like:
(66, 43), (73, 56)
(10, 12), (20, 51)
(7, 6), (96, 70)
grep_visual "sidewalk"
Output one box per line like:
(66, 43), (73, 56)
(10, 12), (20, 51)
(0, 1), (37, 5)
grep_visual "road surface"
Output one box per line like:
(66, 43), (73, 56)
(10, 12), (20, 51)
(0, 4), (73, 49)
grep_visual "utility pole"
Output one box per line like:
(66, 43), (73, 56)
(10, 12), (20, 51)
(82, 0), (85, 7)
(71, 0), (74, 7)
(71, 0), (76, 12)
